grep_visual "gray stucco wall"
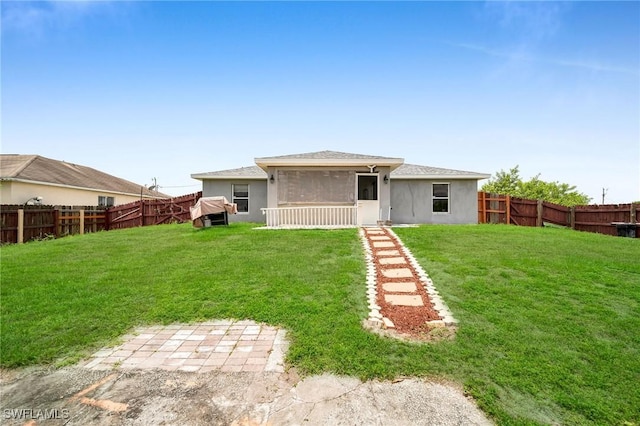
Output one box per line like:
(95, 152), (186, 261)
(390, 179), (479, 224)
(202, 179), (267, 223)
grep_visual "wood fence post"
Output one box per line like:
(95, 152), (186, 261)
(570, 206), (576, 229)
(79, 209), (85, 235)
(17, 209), (24, 244)
(506, 195), (511, 225)
(105, 207), (111, 231)
(536, 200), (543, 227)
(53, 208), (60, 238)
(631, 203), (637, 224)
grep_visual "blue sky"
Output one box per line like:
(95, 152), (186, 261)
(2, 1), (639, 203)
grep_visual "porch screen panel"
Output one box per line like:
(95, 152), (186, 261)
(278, 170), (355, 205)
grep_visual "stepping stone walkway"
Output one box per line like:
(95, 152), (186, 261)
(360, 227), (458, 336)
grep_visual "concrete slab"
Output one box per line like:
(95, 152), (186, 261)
(385, 295), (424, 306)
(373, 241), (395, 248)
(369, 236), (391, 241)
(381, 268), (413, 278)
(376, 249), (401, 256)
(379, 257), (406, 265)
(382, 282), (417, 293)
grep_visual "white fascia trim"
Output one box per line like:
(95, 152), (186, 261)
(2, 178), (165, 199)
(190, 174), (267, 180)
(392, 174), (491, 180)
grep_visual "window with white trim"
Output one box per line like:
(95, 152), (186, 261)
(233, 184), (249, 213)
(98, 196), (115, 207)
(432, 183), (449, 213)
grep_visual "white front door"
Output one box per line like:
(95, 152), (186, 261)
(356, 174), (380, 226)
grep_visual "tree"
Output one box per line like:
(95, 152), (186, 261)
(481, 166), (522, 195)
(481, 166), (591, 206)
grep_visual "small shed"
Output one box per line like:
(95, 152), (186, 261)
(190, 196), (237, 227)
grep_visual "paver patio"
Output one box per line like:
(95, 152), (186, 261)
(82, 320), (288, 374)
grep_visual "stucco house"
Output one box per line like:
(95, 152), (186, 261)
(0, 154), (168, 207)
(191, 151), (490, 227)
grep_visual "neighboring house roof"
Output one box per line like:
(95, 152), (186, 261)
(255, 150), (405, 171)
(0, 154), (169, 198)
(392, 163), (491, 180)
(191, 166), (267, 180)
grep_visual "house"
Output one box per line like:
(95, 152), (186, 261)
(191, 150), (490, 227)
(0, 154), (168, 207)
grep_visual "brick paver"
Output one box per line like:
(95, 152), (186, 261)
(83, 320), (288, 374)
(382, 282), (418, 293)
(379, 257), (406, 265)
(376, 250), (401, 256)
(373, 241), (395, 248)
(384, 294), (424, 306)
(381, 268), (413, 278)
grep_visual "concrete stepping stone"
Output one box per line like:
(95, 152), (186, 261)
(365, 230), (385, 235)
(369, 236), (391, 241)
(381, 268), (413, 278)
(376, 250), (400, 256)
(385, 295), (423, 306)
(379, 257), (406, 265)
(373, 241), (395, 248)
(382, 282), (417, 293)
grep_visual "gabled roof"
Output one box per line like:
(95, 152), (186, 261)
(392, 163), (491, 180)
(255, 150), (404, 171)
(0, 155), (169, 198)
(191, 165), (267, 180)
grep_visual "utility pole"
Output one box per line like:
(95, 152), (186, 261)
(602, 187), (608, 205)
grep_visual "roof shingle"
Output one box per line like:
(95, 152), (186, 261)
(0, 155), (168, 197)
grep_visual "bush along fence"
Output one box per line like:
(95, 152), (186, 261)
(478, 192), (639, 238)
(1, 192), (202, 244)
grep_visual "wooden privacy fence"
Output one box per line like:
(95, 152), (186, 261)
(478, 192), (639, 237)
(1, 205), (108, 244)
(1, 192), (202, 244)
(106, 192), (201, 230)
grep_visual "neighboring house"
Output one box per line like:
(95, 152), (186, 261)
(0, 154), (168, 207)
(191, 150), (490, 227)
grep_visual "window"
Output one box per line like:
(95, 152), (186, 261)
(233, 184), (249, 213)
(357, 175), (378, 201)
(98, 196), (115, 207)
(432, 183), (449, 213)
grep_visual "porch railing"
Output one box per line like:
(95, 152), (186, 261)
(261, 206), (358, 228)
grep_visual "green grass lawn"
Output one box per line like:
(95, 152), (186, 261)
(2, 223), (639, 425)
